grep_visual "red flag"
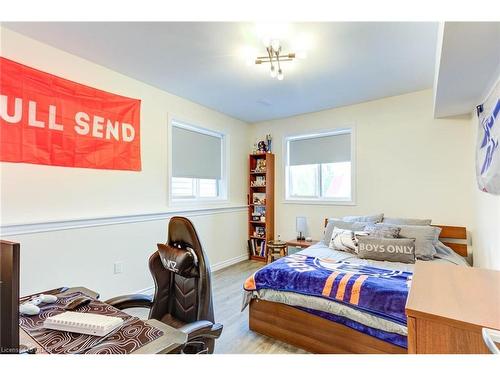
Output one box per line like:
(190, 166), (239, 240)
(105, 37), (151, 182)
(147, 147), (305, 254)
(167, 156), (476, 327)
(0, 57), (141, 171)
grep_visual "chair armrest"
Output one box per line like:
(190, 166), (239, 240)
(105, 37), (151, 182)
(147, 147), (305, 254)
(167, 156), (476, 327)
(179, 320), (223, 341)
(105, 294), (153, 310)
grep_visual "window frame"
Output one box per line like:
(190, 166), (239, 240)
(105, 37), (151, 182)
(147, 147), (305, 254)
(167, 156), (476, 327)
(168, 119), (228, 205)
(283, 127), (356, 205)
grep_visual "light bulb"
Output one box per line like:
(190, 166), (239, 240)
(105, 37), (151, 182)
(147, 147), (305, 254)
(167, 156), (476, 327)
(277, 69), (284, 81)
(270, 65), (277, 78)
(296, 50), (308, 59)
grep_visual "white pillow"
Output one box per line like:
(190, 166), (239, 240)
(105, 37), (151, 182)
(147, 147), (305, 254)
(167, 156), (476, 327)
(329, 227), (369, 254)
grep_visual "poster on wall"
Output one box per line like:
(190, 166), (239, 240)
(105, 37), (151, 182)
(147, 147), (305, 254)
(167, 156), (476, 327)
(476, 78), (500, 194)
(0, 57), (141, 171)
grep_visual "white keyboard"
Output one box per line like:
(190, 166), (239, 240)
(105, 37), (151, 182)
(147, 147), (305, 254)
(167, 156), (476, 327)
(43, 311), (124, 337)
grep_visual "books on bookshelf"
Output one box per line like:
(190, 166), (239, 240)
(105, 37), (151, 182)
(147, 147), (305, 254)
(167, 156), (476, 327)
(248, 153), (274, 261)
(248, 238), (266, 257)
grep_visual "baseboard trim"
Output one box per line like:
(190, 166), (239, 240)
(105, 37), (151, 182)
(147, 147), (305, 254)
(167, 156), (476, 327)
(1, 205), (247, 236)
(133, 253), (249, 295)
(211, 253), (249, 272)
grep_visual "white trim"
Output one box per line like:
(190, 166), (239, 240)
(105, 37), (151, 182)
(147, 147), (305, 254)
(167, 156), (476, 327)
(132, 253), (248, 296)
(0, 205), (247, 236)
(282, 126), (357, 205)
(211, 253), (249, 272)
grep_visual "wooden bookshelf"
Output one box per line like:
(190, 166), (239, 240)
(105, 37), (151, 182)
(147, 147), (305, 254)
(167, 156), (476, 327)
(247, 153), (275, 262)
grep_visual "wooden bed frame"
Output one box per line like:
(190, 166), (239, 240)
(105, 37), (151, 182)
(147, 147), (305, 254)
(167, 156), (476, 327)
(248, 221), (468, 354)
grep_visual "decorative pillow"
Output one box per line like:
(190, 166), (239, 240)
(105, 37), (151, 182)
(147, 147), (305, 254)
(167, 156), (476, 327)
(323, 219), (373, 244)
(382, 217), (432, 226)
(342, 213), (384, 223)
(329, 227), (369, 254)
(357, 237), (416, 264)
(364, 223), (401, 238)
(378, 224), (441, 260)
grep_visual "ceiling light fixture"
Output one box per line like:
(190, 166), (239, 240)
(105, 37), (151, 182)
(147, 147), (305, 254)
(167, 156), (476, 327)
(254, 39), (301, 81)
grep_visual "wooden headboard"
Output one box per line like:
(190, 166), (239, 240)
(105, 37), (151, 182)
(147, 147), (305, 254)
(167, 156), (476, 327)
(323, 219), (468, 257)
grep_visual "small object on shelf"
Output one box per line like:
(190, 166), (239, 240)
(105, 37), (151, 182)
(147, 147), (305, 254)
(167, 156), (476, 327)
(254, 159), (266, 172)
(251, 175), (266, 187)
(252, 213), (262, 221)
(266, 134), (272, 153)
(252, 192), (266, 205)
(305, 236), (313, 242)
(254, 226), (265, 238)
(296, 216), (307, 241)
(257, 140), (268, 153)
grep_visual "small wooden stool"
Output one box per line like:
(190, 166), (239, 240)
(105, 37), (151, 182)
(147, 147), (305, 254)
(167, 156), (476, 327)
(266, 240), (287, 264)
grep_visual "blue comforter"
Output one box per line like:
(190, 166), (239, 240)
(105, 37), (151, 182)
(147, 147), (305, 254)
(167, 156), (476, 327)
(244, 253), (412, 325)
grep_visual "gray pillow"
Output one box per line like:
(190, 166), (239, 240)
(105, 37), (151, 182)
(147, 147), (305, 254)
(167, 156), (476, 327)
(364, 223), (401, 238)
(382, 217), (432, 226)
(323, 219), (373, 244)
(357, 237), (416, 264)
(342, 213), (384, 223)
(377, 223), (441, 260)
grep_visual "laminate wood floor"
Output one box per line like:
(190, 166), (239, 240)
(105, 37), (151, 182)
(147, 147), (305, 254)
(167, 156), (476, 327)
(129, 260), (307, 354)
(212, 260), (307, 354)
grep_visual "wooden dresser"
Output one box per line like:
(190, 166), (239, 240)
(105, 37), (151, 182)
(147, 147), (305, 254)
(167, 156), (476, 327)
(406, 261), (500, 354)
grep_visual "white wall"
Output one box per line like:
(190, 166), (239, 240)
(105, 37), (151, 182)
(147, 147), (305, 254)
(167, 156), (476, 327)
(0, 27), (250, 299)
(251, 90), (475, 249)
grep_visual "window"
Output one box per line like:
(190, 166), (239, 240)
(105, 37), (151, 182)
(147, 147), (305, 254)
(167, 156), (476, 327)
(170, 121), (226, 201)
(285, 129), (354, 203)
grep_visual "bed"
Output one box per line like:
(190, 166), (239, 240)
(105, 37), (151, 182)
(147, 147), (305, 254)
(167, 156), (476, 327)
(242, 221), (469, 354)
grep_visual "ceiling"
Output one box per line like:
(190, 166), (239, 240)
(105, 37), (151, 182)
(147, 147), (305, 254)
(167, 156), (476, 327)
(434, 22), (500, 118)
(3, 22), (439, 123)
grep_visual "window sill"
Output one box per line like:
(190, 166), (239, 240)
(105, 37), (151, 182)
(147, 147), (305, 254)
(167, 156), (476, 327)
(283, 198), (356, 206)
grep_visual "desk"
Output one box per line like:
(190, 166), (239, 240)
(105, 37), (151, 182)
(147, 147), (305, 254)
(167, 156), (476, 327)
(406, 262), (500, 354)
(19, 287), (187, 354)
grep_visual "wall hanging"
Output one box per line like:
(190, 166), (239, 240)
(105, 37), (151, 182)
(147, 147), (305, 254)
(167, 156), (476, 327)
(0, 57), (141, 171)
(476, 78), (500, 194)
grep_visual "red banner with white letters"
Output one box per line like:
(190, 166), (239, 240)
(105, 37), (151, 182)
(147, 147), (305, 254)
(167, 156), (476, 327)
(0, 57), (141, 171)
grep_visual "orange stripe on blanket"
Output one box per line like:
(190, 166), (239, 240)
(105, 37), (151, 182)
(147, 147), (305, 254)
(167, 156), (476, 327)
(244, 274), (256, 290)
(349, 275), (368, 305)
(322, 271), (340, 297)
(335, 273), (354, 301)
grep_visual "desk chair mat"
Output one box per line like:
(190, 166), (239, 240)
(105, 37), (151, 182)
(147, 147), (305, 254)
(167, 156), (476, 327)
(19, 292), (164, 354)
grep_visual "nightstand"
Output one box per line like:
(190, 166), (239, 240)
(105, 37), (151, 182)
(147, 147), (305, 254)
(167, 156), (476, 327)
(405, 261), (500, 354)
(285, 239), (319, 255)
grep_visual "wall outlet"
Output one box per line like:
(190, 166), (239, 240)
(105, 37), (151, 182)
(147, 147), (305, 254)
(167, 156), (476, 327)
(114, 261), (124, 274)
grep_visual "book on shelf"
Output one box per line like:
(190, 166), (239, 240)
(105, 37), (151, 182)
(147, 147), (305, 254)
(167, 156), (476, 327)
(248, 238), (266, 257)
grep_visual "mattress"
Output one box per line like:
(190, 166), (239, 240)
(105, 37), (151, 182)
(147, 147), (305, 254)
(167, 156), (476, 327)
(244, 241), (469, 348)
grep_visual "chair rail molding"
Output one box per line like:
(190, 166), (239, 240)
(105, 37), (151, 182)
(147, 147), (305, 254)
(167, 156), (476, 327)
(0, 205), (247, 236)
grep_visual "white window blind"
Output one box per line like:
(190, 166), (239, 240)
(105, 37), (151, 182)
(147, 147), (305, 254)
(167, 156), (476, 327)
(289, 132), (351, 166)
(285, 129), (354, 203)
(172, 124), (222, 180)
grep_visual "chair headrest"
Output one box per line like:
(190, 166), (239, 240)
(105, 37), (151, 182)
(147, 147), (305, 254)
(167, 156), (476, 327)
(157, 243), (199, 278)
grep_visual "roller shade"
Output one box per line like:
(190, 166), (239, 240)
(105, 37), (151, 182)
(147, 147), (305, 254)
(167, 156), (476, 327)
(172, 125), (222, 179)
(289, 132), (351, 166)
